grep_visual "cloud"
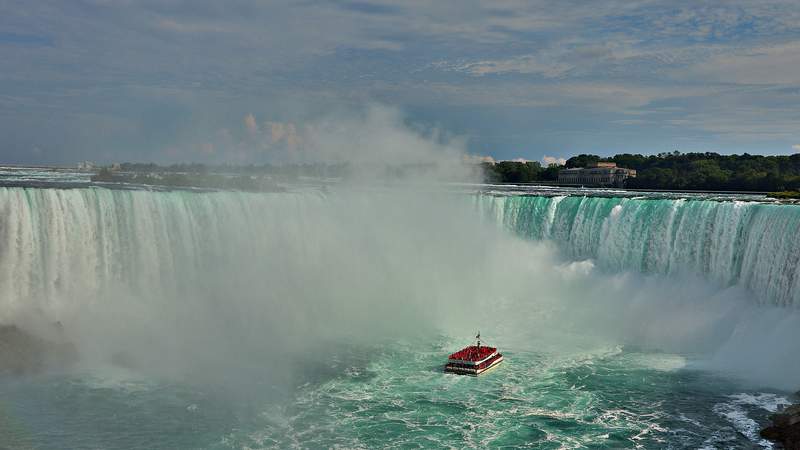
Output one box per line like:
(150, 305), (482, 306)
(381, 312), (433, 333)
(334, 1), (403, 16)
(542, 155), (566, 166)
(681, 42), (800, 85)
(793, 145), (800, 152)
(2, 0), (800, 164)
(154, 18), (230, 35)
(199, 143), (215, 155)
(244, 114), (259, 135)
(463, 154), (495, 164)
(456, 55), (573, 78)
(440, 42), (637, 79)
(266, 121), (300, 149)
(0, 32), (54, 47)
(156, 104), (470, 171)
(278, 104), (466, 166)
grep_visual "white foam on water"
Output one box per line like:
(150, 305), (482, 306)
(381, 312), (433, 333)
(630, 353), (687, 372)
(728, 392), (791, 413)
(712, 392), (790, 449)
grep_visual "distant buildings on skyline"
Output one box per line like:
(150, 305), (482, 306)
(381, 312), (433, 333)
(558, 162), (637, 188)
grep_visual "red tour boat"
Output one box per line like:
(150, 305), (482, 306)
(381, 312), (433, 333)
(444, 332), (503, 376)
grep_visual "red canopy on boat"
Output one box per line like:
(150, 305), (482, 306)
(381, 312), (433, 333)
(448, 345), (496, 362)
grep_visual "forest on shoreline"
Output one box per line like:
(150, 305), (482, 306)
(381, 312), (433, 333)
(483, 152), (800, 193)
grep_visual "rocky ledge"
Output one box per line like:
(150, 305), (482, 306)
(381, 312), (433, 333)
(0, 323), (77, 375)
(761, 402), (800, 449)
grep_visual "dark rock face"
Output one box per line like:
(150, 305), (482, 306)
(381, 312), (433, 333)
(0, 324), (77, 375)
(761, 404), (800, 449)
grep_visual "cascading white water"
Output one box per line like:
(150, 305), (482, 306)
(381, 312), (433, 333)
(0, 186), (518, 381)
(3, 186), (800, 391)
(479, 195), (800, 307)
(3, 187), (799, 328)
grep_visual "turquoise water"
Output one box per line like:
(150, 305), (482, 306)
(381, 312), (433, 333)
(1, 340), (789, 449)
(478, 195), (800, 307)
(1, 186), (799, 448)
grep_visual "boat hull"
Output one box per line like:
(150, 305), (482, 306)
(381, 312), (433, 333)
(444, 354), (503, 376)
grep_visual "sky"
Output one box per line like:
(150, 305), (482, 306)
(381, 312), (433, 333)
(1, 0), (800, 165)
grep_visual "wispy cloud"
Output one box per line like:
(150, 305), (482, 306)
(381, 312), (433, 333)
(0, 0), (799, 163)
(0, 32), (54, 47)
(680, 42), (800, 85)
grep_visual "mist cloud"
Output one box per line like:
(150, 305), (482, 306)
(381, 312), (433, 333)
(542, 155), (566, 166)
(5, 185), (799, 391)
(169, 104), (476, 181)
(244, 113), (259, 135)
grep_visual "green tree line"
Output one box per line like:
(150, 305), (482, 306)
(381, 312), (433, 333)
(481, 161), (560, 184)
(484, 152), (800, 192)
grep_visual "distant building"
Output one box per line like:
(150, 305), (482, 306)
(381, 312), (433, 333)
(558, 162), (636, 188)
(77, 161), (95, 170)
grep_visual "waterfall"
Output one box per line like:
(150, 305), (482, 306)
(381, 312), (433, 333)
(2, 185), (799, 333)
(0, 186), (504, 367)
(479, 195), (800, 306)
(3, 186), (800, 389)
